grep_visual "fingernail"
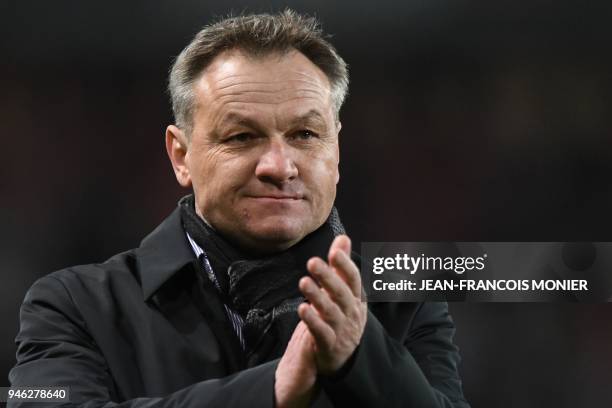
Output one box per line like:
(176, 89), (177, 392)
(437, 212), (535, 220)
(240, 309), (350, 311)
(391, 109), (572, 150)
(312, 260), (324, 274)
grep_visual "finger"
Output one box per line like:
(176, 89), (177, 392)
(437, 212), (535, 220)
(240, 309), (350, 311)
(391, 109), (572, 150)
(298, 303), (335, 353)
(299, 276), (343, 327)
(329, 249), (362, 298)
(328, 235), (351, 263)
(307, 257), (355, 312)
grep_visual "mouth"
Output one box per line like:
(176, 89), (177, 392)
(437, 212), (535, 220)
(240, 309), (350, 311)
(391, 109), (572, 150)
(244, 192), (306, 204)
(247, 195), (303, 200)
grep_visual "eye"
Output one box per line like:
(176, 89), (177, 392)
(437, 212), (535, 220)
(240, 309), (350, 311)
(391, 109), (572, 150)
(293, 129), (318, 140)
(226, 133), (254, 143)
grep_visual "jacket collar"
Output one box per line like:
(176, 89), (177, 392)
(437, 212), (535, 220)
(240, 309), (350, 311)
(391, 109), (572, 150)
(137, 205), (196, 300)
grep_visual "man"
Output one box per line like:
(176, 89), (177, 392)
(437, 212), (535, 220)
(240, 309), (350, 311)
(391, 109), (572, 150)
(9, 10), (469, 408)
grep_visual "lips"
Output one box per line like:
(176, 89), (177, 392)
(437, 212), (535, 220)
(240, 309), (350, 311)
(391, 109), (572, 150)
(247, 195), (303, 201)
(252, 195), (301, 199)
(245, 190), (304, 200)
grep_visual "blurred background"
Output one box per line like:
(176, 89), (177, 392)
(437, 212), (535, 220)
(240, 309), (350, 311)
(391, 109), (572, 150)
(2, 0), (612, 406)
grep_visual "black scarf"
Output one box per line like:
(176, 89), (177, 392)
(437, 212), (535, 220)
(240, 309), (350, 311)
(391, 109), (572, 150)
(179, 195), (345, 366)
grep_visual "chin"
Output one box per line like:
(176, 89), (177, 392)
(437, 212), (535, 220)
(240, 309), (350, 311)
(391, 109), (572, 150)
(245, 218), (309, 250)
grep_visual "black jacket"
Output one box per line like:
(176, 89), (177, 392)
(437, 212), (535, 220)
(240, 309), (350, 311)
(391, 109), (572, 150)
(9, 207), (470, 407)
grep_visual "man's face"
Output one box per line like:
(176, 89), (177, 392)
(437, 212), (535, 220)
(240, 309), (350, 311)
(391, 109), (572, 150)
(167, 49), (340, 254)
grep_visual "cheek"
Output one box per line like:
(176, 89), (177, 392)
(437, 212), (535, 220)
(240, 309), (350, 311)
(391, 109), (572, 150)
(306, 156), (338, 199)
(198, 157), (253, 203)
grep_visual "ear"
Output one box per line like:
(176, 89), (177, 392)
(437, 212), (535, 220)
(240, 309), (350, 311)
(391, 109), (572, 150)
(335, 121), (341, 184)
(165, 125), (192, 188)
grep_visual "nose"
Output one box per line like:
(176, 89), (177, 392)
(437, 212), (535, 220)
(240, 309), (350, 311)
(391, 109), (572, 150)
(255, 139), (298, 186)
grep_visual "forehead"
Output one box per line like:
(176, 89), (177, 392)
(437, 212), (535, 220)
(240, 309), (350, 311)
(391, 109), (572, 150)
(192, 49), (333, 119)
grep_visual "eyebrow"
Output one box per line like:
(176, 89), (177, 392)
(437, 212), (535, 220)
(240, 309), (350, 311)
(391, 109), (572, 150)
(217, 109), (329, 130)
(217, 112), (258, 129)
(290, 109), (328, 128)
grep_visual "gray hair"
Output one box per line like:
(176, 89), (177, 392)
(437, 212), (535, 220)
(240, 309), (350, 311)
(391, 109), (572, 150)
(168, 9), (349, 137)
